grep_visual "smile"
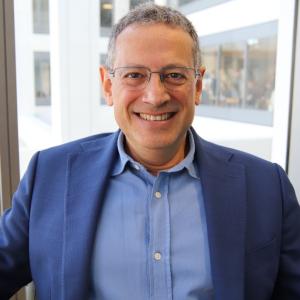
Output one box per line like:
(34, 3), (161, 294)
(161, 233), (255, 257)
(138, 112), (174, 121)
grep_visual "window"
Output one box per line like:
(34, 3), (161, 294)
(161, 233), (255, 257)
(199, 21), (277, 125)
(246, 37), (276, 111)
(34, 52), (51, 106)
(201, 46), (218, 105)
(33, 0), (49, 34)
(219, 43), (244, 107)
(100, 0), (113, 37)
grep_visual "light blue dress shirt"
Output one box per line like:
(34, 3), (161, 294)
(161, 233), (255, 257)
(90, 129), (214, 300)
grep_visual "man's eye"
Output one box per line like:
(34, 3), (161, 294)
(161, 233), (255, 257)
(165, 72), (185, 80)
(124, 72), (145, 79)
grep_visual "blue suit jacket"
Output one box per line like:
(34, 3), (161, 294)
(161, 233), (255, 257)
(0, 128), (300, 300)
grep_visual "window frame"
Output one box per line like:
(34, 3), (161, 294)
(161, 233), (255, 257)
(0, 3), (26, 300)
(287, 0), (300, 199)
(0, 0), (20, 214)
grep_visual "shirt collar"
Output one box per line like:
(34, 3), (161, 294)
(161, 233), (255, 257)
(112, 129), (199, 179)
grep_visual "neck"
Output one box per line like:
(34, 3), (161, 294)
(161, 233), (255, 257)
(125, 137), (188, 176)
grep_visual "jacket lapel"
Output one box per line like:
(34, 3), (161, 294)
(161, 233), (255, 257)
(62, 132), (119, 300)
(194, 132), (247, 300)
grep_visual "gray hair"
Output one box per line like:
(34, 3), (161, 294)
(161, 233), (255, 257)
(106, 2), (201, 69)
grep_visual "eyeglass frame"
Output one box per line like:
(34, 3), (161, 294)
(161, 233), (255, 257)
(108, 65), (202, 90)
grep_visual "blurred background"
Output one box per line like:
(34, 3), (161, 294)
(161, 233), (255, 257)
(12, 0), (296, 175)
(0, 0), (299, 299)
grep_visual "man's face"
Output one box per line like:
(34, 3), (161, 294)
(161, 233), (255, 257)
(101, 23), (204, 158)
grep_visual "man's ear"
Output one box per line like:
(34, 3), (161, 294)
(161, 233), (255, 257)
(195, 65), (206, 105)
(100, 66), (113, 106)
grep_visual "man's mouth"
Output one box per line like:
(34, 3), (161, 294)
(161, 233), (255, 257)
(138, 112), (175, 121)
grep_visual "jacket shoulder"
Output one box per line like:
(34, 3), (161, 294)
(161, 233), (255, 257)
(198, 135), (275, 170)
(39, 131), (118, 157)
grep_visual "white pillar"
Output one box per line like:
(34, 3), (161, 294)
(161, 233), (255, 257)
(14, 0), (35, 116)
(49, 0), (99, 143)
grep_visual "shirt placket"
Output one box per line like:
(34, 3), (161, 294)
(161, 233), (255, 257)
(149, 174), (172, 300)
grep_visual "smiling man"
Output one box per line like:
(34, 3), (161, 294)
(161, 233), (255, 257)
(1, 3), (300, 300)
(100, 21), (205, 174)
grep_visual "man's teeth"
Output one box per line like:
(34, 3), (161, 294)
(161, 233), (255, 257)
(139, 113), (172, 121)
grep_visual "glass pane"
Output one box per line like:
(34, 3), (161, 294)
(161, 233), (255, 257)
(202, 46), (218, 105)
(246, 37), (277, 111)
(198, 21), (277, 127)
(100, 0), (113, 37)
(34, 52), (51, 107)
(33, 51), (51, 125)
(33, 0), (49, 34)
(219, 43), (244, 107)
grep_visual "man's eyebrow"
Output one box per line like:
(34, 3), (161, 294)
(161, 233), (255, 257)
(162, 64), (189, 69)
(114, 63), (190, 69)
(120, 64), (147, 68)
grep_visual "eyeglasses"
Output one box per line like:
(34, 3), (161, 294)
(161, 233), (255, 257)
(109, 66), (201, 91)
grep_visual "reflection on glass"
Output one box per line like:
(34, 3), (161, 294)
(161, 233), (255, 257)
(100, 0), (113, 37)
(219, 43), (244, 107)
(34, 52), (51, 106)
(33, 0), (49, 34)
(202, 46), (218, 105)
(201, 34), (277, 113)
(246, 37), (277, 111)
(130, 0), (153, 10)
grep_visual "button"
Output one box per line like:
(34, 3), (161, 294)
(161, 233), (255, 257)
(154, 252), (162, 261)
(154, 191), (162, 199)
(133, 164), (140, 170)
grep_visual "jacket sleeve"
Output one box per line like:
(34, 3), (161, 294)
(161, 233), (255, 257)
(0, 153), (39, 299)
(272, 164), (300, 299)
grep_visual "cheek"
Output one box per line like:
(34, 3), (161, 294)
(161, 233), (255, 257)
(111, 91), (140, 123)
(185, 84), (199, 105)
(112, 86), (139, 107)
(173, 88), (195, 107)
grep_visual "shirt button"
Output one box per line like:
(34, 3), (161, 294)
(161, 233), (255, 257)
(154, 252), (162, 261)
(133, 164), (140, 170)
(154, 191), (162, 199)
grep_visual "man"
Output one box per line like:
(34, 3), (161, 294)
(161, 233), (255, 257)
(1, 3), (300, 300)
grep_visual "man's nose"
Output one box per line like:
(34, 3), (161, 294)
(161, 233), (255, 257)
(141, 73), (171, 106)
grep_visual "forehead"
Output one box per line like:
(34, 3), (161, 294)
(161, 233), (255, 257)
(113, 23), (194, 68)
